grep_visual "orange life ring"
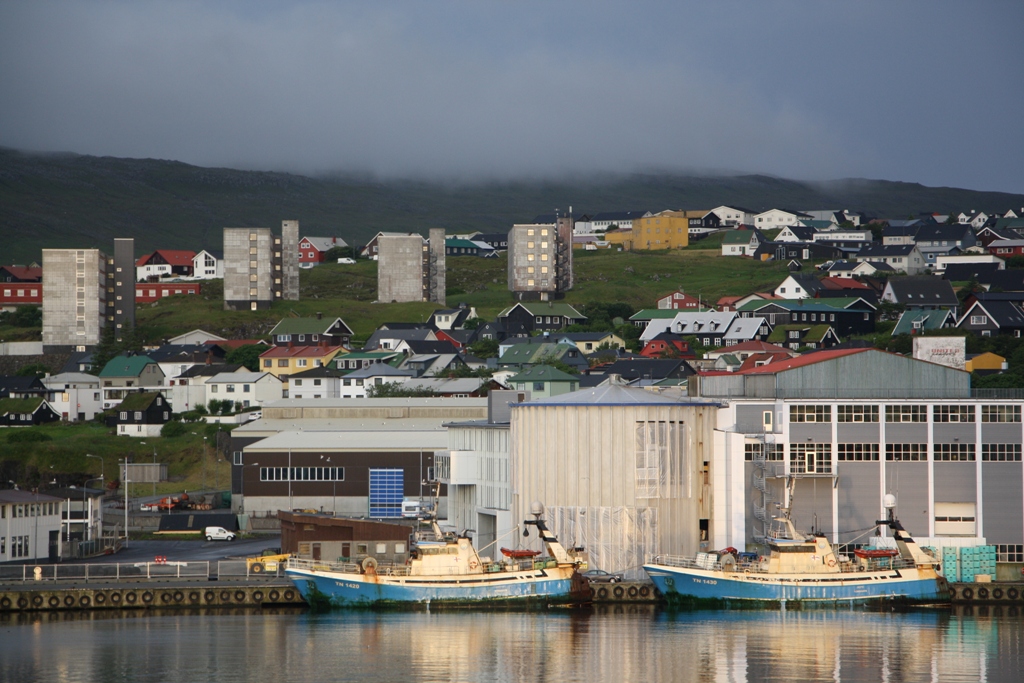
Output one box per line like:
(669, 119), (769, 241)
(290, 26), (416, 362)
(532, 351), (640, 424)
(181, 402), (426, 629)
(827, 557), (837, 568)
(469, 559), (479, 570)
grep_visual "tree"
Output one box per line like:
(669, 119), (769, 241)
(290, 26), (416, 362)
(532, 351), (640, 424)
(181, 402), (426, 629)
(15, 363), (51, 378)
(468, 338), (499, 358)
(226, 344), (265, 371)
(324, 245), (356, 261)
(161, 420), (187, 437)
(366, 382), (437, 398)
(0, 305), (42, 327)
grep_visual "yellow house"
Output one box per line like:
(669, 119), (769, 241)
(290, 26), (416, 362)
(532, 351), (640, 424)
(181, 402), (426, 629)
(965, 352), (1007, 374)
(607, 210), (694, 250)
(259, 344), (346, 386)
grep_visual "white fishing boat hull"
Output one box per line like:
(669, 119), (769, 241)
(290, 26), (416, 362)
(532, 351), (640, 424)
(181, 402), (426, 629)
(644, 561), (949, 605)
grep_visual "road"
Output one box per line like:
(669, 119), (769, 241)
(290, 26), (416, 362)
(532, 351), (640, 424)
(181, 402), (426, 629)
(84, 536), (283, 565)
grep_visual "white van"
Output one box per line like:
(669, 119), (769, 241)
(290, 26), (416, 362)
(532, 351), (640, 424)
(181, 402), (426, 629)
(205, 526), (237, 541)
(401, 500), (427, 518)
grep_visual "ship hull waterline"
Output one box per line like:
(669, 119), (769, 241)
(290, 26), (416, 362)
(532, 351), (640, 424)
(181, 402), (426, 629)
(644, 564), (950, 607)
(286, 567), (585, 608)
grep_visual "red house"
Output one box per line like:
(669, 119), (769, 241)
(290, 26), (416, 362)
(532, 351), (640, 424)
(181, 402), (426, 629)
(135, 282), (201, 303)
(656, 290), (702, 310)
(136, 250), (196, 280)
(640, 333), (695, 359)
(0, 266), (43, 310)
(299, 236), (348, 267)
(987, 240), (1024, 258)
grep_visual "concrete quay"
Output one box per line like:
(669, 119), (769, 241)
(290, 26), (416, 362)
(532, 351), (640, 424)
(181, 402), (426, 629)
(0, 581), (303, 612)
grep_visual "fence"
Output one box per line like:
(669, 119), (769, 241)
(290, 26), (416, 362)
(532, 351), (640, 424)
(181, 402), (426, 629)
(0, 560), (288, 584)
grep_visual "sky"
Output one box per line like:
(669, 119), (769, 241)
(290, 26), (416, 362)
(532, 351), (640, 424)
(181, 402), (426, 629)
(1, 1), (1022, 193)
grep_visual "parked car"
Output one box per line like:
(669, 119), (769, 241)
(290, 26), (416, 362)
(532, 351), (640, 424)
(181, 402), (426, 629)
(583, 569), (624, 583)
(337, 257), (356, 264)
(205, 526), (237, 542)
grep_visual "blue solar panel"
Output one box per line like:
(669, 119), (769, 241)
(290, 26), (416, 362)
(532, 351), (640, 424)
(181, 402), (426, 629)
(369, 468), (403, 517)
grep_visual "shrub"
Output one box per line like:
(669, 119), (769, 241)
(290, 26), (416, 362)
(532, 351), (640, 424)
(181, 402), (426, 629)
(161, 420), (187, 437)
(7, 430), (53, 443)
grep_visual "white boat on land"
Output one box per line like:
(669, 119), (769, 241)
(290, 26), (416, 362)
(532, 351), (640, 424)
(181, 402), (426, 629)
(644, 491), (949, 607)
(286, 502), (590, 607)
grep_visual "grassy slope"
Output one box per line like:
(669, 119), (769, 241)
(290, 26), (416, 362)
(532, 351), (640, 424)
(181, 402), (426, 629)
(0, 422), (231, 493)
(4, 147), (1024, 264)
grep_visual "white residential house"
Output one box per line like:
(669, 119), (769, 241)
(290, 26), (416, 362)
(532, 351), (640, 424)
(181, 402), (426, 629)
(754, 209), (812, 230)
(775, 225), (818, 243)
(167, 329), (228, 345)
(855, 244), (927, 275)
(191, 250), (223, 280)
(41, 372), (103, 422)
(705, 206), (755, 227)
(0, 490), (65, 563)
(289, 368), (346, 399)
(773, 274), (823, 300)
(340, 365), (415, 399)
(205, 372), (283, 409)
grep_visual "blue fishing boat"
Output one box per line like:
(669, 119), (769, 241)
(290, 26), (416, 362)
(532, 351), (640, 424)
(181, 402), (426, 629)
(285, 502), (590, 607)
(644, 492), (949, 607)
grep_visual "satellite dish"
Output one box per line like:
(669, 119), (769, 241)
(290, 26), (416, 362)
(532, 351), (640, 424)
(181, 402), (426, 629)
(883, 494), (897, 510)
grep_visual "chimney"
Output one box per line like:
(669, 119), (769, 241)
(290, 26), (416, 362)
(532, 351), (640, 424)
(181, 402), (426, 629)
(332, 237), (336, 244)
(316, 311), (322, 320)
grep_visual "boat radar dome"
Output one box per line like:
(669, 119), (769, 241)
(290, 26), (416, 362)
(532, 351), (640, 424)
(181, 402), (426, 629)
(883, 494), (897, 510)
(530, 501), (545, 516)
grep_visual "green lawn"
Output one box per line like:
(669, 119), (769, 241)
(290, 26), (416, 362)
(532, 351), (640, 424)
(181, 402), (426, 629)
(1, 421), (231, 492)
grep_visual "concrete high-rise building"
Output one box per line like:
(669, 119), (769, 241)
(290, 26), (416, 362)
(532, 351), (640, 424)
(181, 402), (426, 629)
(507, 217), (573, 301)
(110, 238), (135, 343)
(223, 221), (300, 311)
(427, 228), (446, 305)
(377, 234), (428, 303)
(281, 220), (300, 301)
(42, 248), (107, 352)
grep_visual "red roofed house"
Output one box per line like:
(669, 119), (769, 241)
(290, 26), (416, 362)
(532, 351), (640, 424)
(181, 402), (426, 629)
(259, 343), (345, 391)
(136, 250), (197, 281)
(703, 340), (797, 362)
(0, 268), (43, 311)
(656, 290), (702, 310)
(640, 333), (695, 359)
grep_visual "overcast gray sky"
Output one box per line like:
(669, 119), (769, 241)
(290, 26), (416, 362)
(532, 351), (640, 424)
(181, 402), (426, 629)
(1, 1), (1021, 192)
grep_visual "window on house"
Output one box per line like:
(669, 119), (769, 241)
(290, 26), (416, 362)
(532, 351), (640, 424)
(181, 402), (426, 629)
(789, 443), (831, 474)
(933, 405), (975, 423)
(278, 359), (288, 367)
(886, 443), (927, 461)
(982, 405), (1021, 423)
(837, 443), (879, 461)
(744, 443), (784, 461)
(790, 405), (830, 423)
(837, 405), (879, 423)
(982, 444), (1022, 461)
(934, 443), (975, 461)
(886, 405), (926, 422)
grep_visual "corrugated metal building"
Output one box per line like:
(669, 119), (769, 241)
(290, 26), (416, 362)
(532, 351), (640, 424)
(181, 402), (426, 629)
(510, 383), (721, 580)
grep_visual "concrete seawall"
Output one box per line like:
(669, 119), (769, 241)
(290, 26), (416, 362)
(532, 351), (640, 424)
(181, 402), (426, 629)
(0, 582), (303, 612)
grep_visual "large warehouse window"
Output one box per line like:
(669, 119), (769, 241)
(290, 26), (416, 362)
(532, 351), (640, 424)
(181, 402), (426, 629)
(369, 468), (404, 518)
(635, 421), (687, 499)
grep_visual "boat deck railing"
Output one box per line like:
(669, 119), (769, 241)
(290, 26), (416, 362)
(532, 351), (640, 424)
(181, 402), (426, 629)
(649, 554), (921, 574)
(287, 556), (553, 577)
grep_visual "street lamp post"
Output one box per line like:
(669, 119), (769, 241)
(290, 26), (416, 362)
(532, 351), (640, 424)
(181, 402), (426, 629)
(120, 457), (130, 548)
(85, 453), (104, 481)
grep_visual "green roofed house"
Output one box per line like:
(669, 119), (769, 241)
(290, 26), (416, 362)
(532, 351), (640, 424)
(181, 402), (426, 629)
(629, 309), (685, 328)
(269, 316), (353, 348)
(891, 309), (955, 337)
(332, 350), (403, 371)
(507, 365), (579, 399)
(497, 342), (588, 372)
(444, 237), (496, 258)
(0, 396), (61, 426)
(98, 355), (165, 411)
(115, 392), (171, 437)
(768, 324), (841, 351)
(497, 302), (586, 337)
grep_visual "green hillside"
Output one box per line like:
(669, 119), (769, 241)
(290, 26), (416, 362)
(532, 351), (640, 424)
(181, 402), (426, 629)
(3, 147), (1023, 264)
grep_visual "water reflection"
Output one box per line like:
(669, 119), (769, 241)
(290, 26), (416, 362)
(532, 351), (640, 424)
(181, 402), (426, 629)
(0, 607), (1020, 683)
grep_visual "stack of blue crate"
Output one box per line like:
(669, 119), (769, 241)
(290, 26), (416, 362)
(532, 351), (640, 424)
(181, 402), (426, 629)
(941, 546), (960, 582)
(961, 546), (979, 582)
(979, 545), (997, 579)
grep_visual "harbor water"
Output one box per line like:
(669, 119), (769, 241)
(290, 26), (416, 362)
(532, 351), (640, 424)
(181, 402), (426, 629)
(1, 606), (1022, 682)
